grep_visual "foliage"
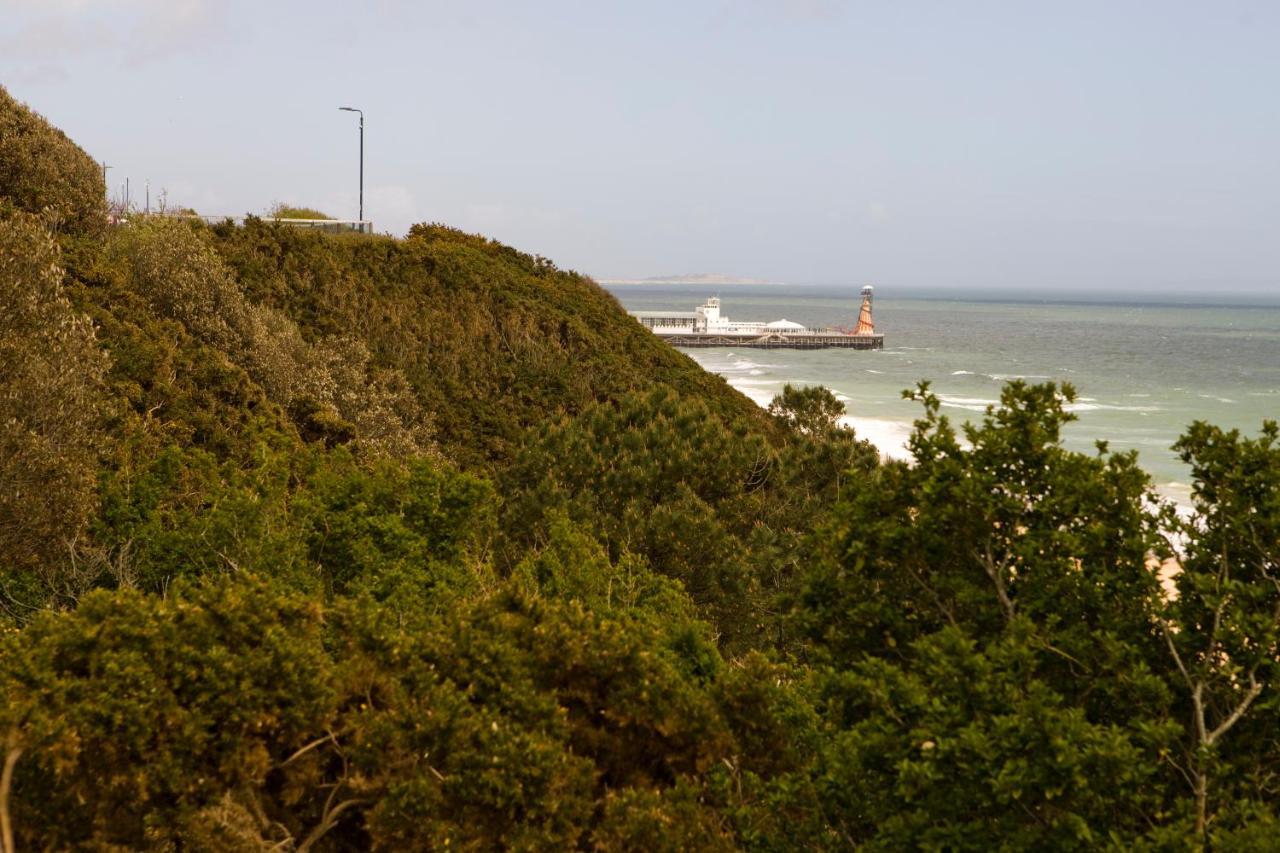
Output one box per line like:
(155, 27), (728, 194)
(269, 203), (333, 220)
(100, 217), (433, 458)
(800, 381), (1165, 671)
(768, 383), (846, 436)
(797, 381), (1280, 846)
(90, 441), (494, 612)
(816, 623), (1169, 850)
(0, 577), (818, 849)
(205, 219), (770, 468)
(1158, 419), (1280, 836)
(0, 211), (111, 604)
(501, 387), (874, 648)
(0, 85), (106, 236)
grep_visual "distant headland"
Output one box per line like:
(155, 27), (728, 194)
(599, 272), (780, 285)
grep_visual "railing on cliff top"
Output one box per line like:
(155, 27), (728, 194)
(110, 213), (374, 234)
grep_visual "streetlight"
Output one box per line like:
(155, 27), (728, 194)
(338, 107), (364, 225)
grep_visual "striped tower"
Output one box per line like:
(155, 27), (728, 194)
(854, 286), (875, 335)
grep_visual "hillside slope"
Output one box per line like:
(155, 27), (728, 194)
(1, 86), (855, 848)
(202, 219), (770, 468)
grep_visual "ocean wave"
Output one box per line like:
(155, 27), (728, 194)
(933, 392), (1164, 415)
(951, 370), (1055, 382)
(707, 357), (783, 373)
(1198, 394), (1237, 404)
(1066, 402), (1163, 413)
(865, 369), (884, 374)
(1155, 482), (1196, 515)
(839, 415), (914, 461)
(938, 395), (998, 412)
(733, 386), (776, 407)
(718, 370), (915, 462)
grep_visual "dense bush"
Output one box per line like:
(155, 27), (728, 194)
(0, 211), (111, 601)
(206, 219), (769, 468)
(0, 85), (105, 235)
(0, 576), (821, 849)
(501, 387), (875, 648)
(102, 217), (433, 457)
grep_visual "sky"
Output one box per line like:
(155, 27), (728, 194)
(2, 0), (1277, 292)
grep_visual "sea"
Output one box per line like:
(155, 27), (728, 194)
(606, 284), (1280, 509)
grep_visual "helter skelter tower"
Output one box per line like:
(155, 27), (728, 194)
(854, 286), (876, 335)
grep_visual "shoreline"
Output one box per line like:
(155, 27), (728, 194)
(716, 366), (1195, 511)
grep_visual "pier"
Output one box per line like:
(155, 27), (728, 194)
(659, 331), (883, 349)
(631, 286), (883, 350)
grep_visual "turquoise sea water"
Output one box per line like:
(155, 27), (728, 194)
(607, 284), (1280, 505)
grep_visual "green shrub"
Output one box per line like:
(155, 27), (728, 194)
(0, 212), (110, 598)
(0, 85), (106, 235)
(268, 203), (333, 220)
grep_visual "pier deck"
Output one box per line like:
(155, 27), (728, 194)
(659, 333), (884, 350)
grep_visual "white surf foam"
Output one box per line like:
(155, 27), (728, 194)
(1065, 401), (1163, 413)
(841, 416), (914, 461)
(713, 369), (914, 462)
(938, 395), (999, 412)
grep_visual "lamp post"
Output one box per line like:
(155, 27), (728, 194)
(338, 107), (364, 225)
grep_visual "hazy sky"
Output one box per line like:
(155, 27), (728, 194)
(3, 0), (1277, 290)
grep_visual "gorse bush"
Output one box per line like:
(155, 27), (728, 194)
(0, 575), (813, 849)
(0, 211), (111, 598)
(103, 216), (434, 457)
(2, 88), (1279, 849)
(0, 85), (105, 235)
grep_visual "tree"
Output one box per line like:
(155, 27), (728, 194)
(798, 382), (1180, 846)
(0, 212), (111, 607)
(768, 383), (847, 437)
(1159, 420), (1280, 838)
(501, 388), (778, 645)
(817, 624), (1167, 850)
(801, 381), (1165, 669)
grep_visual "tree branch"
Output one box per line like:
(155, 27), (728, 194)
(1, 735), (22, 853)
(280, 731), (338, 768)
(295, 798), (368, 852)
(974, 543), (1016, 621)
(1206, 672), (1263, 747)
